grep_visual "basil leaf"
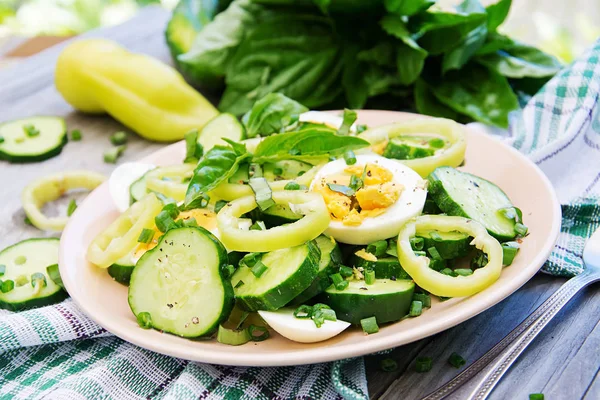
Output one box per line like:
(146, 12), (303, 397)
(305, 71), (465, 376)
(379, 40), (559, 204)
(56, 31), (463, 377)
(349, 174), (364, 192)
(485, 0), (512, 32)
(384, 0), (435, 17)
(312, 0), (331, 14)
(442, 23), (487, 73)
(357, 42), (396, 67)
(327, 183), (355, 197)
(414, 79), (461, 120)
(242, 93), (308, 138)
(252, 128), (370, 163)
(342, 44), (369, 109)
(185, 145), (251, 207)
(218, 14), (343, 115)
(338, 109), (357, 136)
(476, 43), (562, 78)
(222, 138), (248, 156)
(475, 32), (515, 56)
(427, 63), (519, 128)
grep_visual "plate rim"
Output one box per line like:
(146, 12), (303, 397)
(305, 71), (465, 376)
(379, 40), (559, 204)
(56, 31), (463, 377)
(59, 110), (562, 366)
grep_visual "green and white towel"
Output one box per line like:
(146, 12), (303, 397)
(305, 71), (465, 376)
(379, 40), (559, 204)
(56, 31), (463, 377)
(1, 39), (599, 400)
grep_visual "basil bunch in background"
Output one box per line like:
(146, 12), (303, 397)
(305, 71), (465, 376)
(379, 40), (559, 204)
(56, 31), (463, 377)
(166, 0), (562, 128)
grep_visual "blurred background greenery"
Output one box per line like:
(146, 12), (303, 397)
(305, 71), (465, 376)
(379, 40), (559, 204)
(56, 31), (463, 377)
(0, 0), (598, 63)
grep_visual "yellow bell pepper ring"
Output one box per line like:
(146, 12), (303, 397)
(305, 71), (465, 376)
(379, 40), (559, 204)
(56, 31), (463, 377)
(396, 215), (503, 298)
(217, 191), (330, 252)
(55, 39), (218, 142)
(22, 170), (106, 231)
(145, 164), (196, 202)
(87, 193), (163, 268)
(358, 118), (467, 178)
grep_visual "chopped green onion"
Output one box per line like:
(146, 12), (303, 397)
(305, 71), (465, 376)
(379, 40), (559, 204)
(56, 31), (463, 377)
(502, 242), (520, 266)
(429, 138), (445, 149)
(284, 181), (301, 190)
(31, 272), (47, 288)
(103, 145), (126, 164)
(413, 293), (431, 308)
(312, 308), (337, 328)
(410, 237), (424, 251)
(356, 124), (368, 133)
(15, 275), (28, 287)
(249, 177), (275, 211)
(471, 251), (488, 269)
(217, 325), (251, 345)
(380, 358), (398, 372)
(240, 252), (262, 269)
(338, 108), (357, 136)
(70, 129), (82, 141)
(249, 163), (263, 178)
(235, 311), (250, 330)
(440, 268), (457, 277)
(14, 255), (26, 265)
(23, 124), (40, 137)
(214, 200), (229, 214)
(155, 210), (177, 233)
(330, 272), (348, 290)
(183, 129), (201, 163)
(529, 394), (544, 400)
(110, 131), (128, 145)
(415, 357), (433, 373)
(234, 280), (245, 288)
(162, 203), (180, 219)
(448, 352), (466, 368)
(365, 269), (376, 285)
(248, 325), (270, 341)
(46, 264), (64, 289)
(454, 268), (474, 276)
(428, 258), (446, 272)
(349, 175), (363, 193)
(339, 266), (354, 278)
(182, 217), (198, 227)
(414, 250), (427, 257)
(0, 264), (5, 276)
(273, 167), (283, 176)
(67, 199), (77, 217)
(409, 300), (423, 317)
(138, 228), (155, 244)
(24, 216), (33, 226)
(515, 222), (528, 236)
(250, 221), (266, 231)
(136, 312), (152, 329)
(184, 192), (210, 209)
(429, 231), (443, 241)
(1, 280), (14, 293)
(327, 183), (355, 197)
(427, 246), (442, 260)
(367, 240), (388, 257)
(343, 150), (357, 165)
(223, 264), (235, 278)
(498, 207), (517, 220)
(386, 239), (398, 257)
(360, 316), (379, 335)
(153, 192), (176, 205)
(294, 305), (313, 319)
(250, 261), (268, 278)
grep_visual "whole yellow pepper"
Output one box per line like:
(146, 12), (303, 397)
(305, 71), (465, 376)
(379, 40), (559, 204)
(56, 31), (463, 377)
(55, 39), (218, 142)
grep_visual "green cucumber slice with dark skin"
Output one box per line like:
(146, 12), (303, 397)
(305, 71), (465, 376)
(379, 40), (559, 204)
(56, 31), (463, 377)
(129, 170), (153, 205)
(261, 204), (303, 228)
(289, 235), (342, 306)
(128, 227), (234, 338)
(198, 113), (246, 151)
(231, 240), (320, 311)
(0, 117), (67, 163)
(320, 279), (415, 325)
(417, 230), (472, 260)
(351, 254), (411, 280)
(428, 167), (519, 240)
(108, 251), (135, 286)
(0, 238), (67, 311)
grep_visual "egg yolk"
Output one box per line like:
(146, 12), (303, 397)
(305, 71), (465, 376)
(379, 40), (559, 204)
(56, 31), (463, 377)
(314, 163), (403, 226)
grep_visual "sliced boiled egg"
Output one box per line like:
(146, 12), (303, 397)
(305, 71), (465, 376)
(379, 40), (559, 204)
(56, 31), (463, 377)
(310, 154), (427, 245)
(258, 308), (350, 343)
(109, 162), (155, 212)
(299, 111), (357, 132)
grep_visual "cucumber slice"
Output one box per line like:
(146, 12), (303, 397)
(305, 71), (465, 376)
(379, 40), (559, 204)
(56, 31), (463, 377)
(321, 279), (415, 325)
(198, 113), (246, 152)
(261, 204), (303, 228)
(263, 160), (313, 181)
(0, 238), (67, 311)
(129, 171), (151, 205)
(108, 251), (135, 285)
(352, 254), (410, 280)
(231, 240), (320, 311)
(428, 167), (519, 240)
(416, 230), (472, 260)
(290, 235), (342, 306)
(0, 117), (67, 162)
(383, 136), (437, 160)
(128, 227), (233, 338)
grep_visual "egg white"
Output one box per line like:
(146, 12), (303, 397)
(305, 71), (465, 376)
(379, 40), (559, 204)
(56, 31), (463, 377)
(109, 162), (156, 212)
(258, 308), (350, 343)
(310, 154), (427, 245)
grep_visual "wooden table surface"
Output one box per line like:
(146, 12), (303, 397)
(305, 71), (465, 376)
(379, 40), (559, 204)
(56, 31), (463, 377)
(1, 7), (598, 400)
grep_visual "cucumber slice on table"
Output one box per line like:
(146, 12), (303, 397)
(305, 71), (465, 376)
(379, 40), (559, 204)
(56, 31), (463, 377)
(428, 167), (519, 240)
(321, 279), (415, 325)
(0, 117), (67, 162)
(128, 227), (233, 338)
(352, 253), (410, 280)
(0, 238), (67, 311)
(231, 240), (320, 311)
(198, 113), (245, 152)
(416, 230), (472, 260)
(290, 235), (342, 306)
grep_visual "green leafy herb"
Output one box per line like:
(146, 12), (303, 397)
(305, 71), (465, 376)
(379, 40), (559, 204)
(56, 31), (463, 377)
(242, 93), (308, 138)
(183, 129), (203, 163)
(476, 42), (562, 79)
(326, 183), (355, 197)
(337, 109), (357, 136)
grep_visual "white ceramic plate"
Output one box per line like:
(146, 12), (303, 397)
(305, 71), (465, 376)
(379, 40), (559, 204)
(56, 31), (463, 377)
(59, 111), (561, 367)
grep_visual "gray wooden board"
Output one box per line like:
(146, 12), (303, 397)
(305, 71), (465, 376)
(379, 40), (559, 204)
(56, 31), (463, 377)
(0, 6), (598, 400)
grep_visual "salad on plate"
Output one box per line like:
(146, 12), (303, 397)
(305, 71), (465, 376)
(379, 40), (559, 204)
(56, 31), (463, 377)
(86, 93), (527, 346)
